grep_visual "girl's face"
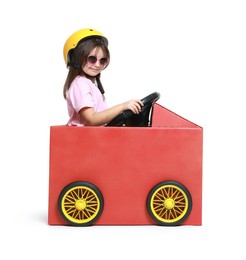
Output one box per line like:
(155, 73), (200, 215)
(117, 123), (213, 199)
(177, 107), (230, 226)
(82, 47), (109, 77)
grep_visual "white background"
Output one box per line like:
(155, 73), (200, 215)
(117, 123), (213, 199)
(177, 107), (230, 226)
(1, 0), (245, 259)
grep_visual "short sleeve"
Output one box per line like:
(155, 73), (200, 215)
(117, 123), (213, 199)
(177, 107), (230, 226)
(67, 78), (94, 113)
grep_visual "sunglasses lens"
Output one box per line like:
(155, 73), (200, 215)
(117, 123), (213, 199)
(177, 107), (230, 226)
(87, 56), (97, 64)
(100, 58), (108, 65)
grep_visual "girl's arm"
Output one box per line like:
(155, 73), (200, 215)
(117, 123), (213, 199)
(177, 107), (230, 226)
(79, 99), (143, 126)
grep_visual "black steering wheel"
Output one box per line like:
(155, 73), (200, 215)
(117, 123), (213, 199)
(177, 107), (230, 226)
(106, 92), (160, 127)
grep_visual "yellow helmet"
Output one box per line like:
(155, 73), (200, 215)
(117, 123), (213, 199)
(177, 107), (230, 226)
(63, 28), (108, 66)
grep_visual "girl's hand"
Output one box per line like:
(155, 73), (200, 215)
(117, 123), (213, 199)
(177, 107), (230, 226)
(122, 99), (144, 114)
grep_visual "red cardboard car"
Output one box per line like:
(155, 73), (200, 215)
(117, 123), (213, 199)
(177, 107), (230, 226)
(48, 93), (203, 226)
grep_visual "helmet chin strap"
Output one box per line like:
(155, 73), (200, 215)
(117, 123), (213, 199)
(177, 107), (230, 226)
(96, 76), (105, 95)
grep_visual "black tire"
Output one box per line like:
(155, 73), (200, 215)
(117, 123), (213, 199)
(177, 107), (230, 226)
(106, 92), (160, 127)
(147, 180), (192, 226)
(58, 181), (104, 226)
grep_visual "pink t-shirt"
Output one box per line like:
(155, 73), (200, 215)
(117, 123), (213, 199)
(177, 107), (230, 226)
(66, 76), (107, 126)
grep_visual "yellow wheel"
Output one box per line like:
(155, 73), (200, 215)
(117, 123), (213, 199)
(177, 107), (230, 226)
(147, 181), (192, 226)
(58, 181), (104, 226)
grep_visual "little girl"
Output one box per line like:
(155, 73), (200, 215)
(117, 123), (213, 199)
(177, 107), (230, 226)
(63, 28), (143, 126)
